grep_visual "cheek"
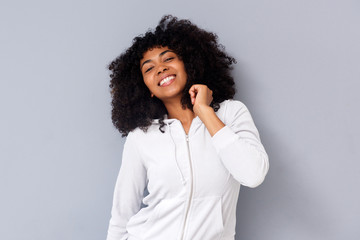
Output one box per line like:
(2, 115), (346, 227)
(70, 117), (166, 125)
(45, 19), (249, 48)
(142, 76), (154, 90)
(141, 73), (148, 84)
(179, 63), (187, 78)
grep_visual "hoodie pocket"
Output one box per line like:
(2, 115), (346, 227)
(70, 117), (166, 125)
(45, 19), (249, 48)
(186, 196), (224, 240)
(140, 198), (185, 239)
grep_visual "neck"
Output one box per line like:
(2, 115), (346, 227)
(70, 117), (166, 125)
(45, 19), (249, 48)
(163, 99), (195, 125)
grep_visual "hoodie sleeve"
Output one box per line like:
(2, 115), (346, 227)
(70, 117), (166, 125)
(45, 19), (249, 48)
(211, 100), (269, 188)
(106, 132), (147, 240)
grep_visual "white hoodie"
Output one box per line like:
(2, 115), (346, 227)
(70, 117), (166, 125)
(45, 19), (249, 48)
(106, 100), (269, 240)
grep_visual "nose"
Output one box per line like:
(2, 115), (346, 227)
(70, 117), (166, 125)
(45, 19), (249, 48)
(157, 66), (168, 75)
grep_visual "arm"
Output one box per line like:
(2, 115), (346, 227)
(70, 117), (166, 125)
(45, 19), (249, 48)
(189, 85), (269, 188)
(189, 84), (224, 136)
(107, 132), (147, 240)
(210, 100), (269, 188)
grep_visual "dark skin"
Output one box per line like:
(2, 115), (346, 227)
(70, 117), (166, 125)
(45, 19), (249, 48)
(141, 46), (225, 135)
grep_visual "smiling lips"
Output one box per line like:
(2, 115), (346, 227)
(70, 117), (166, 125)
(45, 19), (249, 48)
(159, 75), (176, 87)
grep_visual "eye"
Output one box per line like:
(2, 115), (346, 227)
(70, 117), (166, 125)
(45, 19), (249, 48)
(164, 57), (174, 62)
(144, 66), (153, 73)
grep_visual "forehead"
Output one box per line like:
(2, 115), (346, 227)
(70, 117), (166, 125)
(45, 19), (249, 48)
(141, 46), (172, 62)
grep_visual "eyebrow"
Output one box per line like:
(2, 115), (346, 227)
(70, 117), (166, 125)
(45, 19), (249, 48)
(140, 50), (174, 70)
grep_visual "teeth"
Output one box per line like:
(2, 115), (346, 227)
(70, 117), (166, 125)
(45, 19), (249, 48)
(160, 76), (175, 86)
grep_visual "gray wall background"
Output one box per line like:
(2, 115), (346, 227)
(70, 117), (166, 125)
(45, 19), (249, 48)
(1, 0), (359, 239)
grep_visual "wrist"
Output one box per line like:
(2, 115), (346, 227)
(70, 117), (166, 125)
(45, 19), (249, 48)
(195, 105), (225, 136)
(194, 104), (213, 118)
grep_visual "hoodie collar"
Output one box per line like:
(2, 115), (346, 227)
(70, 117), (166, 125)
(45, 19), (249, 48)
(152, 114), (201, 127)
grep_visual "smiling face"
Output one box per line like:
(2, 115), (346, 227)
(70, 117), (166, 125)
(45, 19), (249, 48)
(140, 46), (187, 103)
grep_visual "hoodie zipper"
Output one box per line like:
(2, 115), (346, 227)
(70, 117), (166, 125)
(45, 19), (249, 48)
(180, 134), (193, 240)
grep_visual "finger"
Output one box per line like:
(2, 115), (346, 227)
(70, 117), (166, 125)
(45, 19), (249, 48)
(189, 84), (194, 92)
(189, 86), (196, 96)
(189, 86), (197, 105)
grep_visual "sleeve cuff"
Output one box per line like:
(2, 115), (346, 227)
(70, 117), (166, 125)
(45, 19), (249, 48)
(211, 125), (239, 154)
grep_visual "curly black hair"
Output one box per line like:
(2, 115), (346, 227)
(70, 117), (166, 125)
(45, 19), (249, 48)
(109, 15), (236, 137)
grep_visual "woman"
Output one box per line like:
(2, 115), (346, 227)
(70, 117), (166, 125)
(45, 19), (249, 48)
(106, 15), (269, 240)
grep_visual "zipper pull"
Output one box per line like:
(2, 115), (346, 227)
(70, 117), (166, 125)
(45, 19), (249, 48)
(186, 134), (189, 142)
